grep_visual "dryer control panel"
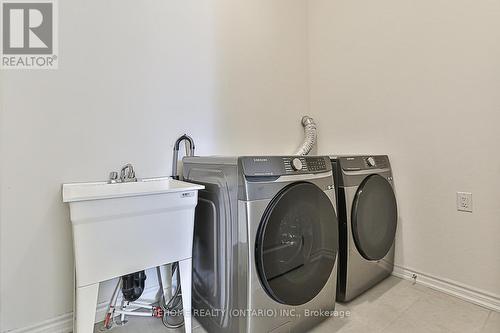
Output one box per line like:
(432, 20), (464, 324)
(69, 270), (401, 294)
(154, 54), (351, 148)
(240, 156), (331, 177)
(337, 155), (390, 171)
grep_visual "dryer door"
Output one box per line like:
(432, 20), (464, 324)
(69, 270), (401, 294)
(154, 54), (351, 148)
(255, 182), (338, 306)
(351, 174), (398, 261)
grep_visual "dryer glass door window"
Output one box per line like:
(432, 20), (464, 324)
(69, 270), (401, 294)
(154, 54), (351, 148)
(255, 182), (338, 306)
(351, 174), (398, 261)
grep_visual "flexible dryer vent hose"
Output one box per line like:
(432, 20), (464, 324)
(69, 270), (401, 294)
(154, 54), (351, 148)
(295, 116), (317, 155)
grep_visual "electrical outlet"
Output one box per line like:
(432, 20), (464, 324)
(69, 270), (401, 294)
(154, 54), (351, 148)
(457, 192), (473, 212)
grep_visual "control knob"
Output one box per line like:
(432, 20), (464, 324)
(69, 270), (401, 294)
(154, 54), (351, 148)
(366, 157), (376, 167)
(291, 158), (303, 171)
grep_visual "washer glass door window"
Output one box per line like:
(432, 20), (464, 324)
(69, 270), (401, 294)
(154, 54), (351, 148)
(255, 182), (338, 306)
(351, 174), (397, 261)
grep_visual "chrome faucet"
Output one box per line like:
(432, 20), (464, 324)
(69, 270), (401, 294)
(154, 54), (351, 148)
(172, 134), (195, 180)
(108, 164), (137, 183)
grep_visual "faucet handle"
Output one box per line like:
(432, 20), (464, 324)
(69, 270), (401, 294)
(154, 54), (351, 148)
(109, 171), (119, 183)
(120, 163), (137, 183)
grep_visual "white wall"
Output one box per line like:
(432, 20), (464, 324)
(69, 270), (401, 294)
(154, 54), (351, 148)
(0, 0), (309, 331)
(309, 0), (500, 297)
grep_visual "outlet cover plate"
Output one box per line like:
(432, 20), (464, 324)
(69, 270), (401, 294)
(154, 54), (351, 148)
(457, 192), (473, 212)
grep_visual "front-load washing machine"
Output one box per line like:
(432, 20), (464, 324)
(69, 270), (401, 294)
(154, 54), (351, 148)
(183, 156), (338, 333)
(330, 155), (397, 302)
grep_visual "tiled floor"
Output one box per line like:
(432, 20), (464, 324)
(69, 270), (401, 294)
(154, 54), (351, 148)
(95, 277), (499, 333)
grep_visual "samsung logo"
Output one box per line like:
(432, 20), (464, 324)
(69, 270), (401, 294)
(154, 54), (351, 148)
(253, 158), (268, 162)
(181, 192), (194, 198)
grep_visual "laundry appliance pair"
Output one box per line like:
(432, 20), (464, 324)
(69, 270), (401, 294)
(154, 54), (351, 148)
(183, 154), (397, 332)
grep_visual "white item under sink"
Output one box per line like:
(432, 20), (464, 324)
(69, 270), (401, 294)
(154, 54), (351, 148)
(62, 177), (204, 333)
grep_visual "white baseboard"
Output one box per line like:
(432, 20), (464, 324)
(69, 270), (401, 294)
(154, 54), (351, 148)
(393, 265), (500, 312)
(5, 286), (160, 333)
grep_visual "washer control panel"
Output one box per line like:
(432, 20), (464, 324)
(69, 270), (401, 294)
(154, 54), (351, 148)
(241, 156), (331, 177)
(283, 156), (329, 174)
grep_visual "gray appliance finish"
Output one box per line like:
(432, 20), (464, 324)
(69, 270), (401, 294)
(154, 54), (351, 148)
(331, 155), (397, 302)
(183, 156), (339, 333)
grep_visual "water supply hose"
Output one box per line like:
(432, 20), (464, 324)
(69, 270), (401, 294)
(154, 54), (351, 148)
(295, 116), (317, 155)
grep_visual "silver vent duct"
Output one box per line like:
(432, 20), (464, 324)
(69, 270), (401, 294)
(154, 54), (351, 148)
(295, 116), (317, 155)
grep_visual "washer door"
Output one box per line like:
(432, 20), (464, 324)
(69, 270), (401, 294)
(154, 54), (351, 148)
(255, 182), (338, 306)
(351, 174), (397, 261)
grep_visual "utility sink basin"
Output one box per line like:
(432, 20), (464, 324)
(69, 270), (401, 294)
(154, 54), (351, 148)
(63, 177), (203, 202)
(63, 177), (204, 333)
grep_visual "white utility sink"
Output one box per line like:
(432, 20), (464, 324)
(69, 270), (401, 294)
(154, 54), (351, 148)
(63, 177), (204, 333)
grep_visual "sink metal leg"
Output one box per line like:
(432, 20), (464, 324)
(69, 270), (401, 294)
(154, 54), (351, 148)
(179, 258), (192, 333)
(74, 283), (99, 333)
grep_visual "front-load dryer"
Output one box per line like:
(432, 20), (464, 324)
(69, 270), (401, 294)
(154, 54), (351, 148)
(183, 156), (338, 333)
(330, 155), (397, 302)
